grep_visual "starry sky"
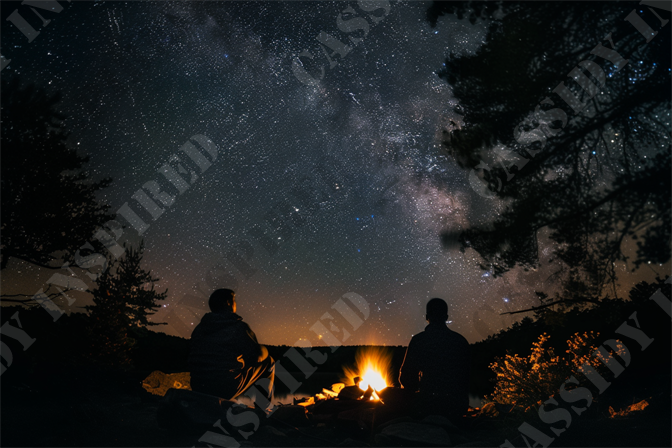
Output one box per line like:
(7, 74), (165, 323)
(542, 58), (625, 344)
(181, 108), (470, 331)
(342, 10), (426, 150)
(2, 1), (664, 346)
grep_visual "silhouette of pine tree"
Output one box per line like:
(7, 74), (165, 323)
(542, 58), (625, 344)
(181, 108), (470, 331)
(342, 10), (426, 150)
(430, 2), (670, 303)
(85, 243), (167, 369)
(1, 77), (114, 271)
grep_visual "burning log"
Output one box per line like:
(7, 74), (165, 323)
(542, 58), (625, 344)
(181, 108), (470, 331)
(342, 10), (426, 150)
(322, 388), (339, 398)
(297, 348), (394, 409)
(338, 386), (364, 400)
(295, 396), (315, 407)
(362, 385), (375, 401)
(338, 377), (365, 400)
(291, 347), (397, 436)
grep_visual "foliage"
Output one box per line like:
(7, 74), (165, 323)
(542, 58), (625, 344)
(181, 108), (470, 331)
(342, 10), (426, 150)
(0, 77), (114, 271)
(430, 1), (671, 302)
(468, 278), (671, 400)
(85, 243), (167, 368)
(488, 331), (624, 411)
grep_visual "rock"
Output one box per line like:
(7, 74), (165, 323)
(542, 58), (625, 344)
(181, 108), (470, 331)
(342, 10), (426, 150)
(422, 414), (460, 432)
(378, 387), (418, 409)
(339, 385), (364, 400)
(422, 414), (450, 426)
(162, 388), (246, 426)
(259, 425), (286, 437)
(338, 406), (376, 429)
(313, 399), (369, 416)
(311, 412), (336, 423)
(449, 433), (471, 445)
(374, 416), (414, 431)
(453, 442), (493, 448)
(381, 422), (451, 446)
(337, 436), (370, 446)
(294, 396), (314, 406)
(271, 405), (310, 427)
(142, 371), (191, 397)
(374, 433), (393, 446)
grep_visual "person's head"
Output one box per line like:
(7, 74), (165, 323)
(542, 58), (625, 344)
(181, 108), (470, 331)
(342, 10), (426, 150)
(425, 298), (448, 324)
(209, 289), (236, 314)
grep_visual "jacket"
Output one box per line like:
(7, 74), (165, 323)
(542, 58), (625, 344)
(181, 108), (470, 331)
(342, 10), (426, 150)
(188, 312), (263, 381)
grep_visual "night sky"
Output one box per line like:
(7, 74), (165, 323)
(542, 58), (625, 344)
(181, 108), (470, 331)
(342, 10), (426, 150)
(1, 1), (663, 346)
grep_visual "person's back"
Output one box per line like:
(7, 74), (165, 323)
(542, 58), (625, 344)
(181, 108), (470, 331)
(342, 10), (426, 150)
(188, 289), (273, 401)
(399, 298), (470, 419)
(189, 311), (262, 394)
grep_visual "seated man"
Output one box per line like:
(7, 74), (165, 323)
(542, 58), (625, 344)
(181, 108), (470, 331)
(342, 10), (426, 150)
(399, 298), (470, 419)
(188, 289), (274, 403)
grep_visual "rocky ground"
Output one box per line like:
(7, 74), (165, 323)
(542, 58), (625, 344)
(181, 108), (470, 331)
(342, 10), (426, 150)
(2, 367), (670, 447)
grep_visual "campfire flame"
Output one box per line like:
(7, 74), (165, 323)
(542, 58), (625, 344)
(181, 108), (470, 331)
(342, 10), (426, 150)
(342, 347), (393, 400)
(358, 367), (387, 392)
(294, 348), (393, 407)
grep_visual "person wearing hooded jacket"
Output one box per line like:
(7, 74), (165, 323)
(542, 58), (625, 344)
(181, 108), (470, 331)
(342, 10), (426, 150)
(188, 289), (274, 401)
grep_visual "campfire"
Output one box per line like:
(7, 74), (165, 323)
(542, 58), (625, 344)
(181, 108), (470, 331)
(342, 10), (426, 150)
(343, 347), (392, 400)
(298, 347), (393, 406)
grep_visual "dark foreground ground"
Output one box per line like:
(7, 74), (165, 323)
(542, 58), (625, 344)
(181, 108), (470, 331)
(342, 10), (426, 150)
(2, 366), (670, 447)
(3, 290), (671, 447)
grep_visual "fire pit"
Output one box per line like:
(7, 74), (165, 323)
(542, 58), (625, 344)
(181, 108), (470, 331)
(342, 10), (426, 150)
(296, 347), (393, 407)
(288, 347), (410, 435)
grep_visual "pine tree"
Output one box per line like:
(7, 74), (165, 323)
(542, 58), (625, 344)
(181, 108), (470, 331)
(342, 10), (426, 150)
(1, 77), (114, 272)
(430, 2), (670, 304)
(85, 242), (167, 368)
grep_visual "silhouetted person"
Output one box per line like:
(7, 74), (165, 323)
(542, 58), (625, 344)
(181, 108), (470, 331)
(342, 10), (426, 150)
(189, 289), (274, 403)
(399, 298), (470, 419)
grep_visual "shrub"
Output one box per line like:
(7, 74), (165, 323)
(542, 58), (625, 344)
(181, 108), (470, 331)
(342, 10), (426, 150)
(488, 331), (615, 411)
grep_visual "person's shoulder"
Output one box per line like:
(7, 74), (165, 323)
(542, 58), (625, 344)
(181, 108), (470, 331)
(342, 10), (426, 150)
(238, 319), (254, 332)
(233, 315), (257, 334)
(193, 312), (215, 328)
(409, 329), (428, 344)
(447, 327), (470, 345)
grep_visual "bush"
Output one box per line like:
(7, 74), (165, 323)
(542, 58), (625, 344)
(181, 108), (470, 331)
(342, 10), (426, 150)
(488, 331), (622, 411)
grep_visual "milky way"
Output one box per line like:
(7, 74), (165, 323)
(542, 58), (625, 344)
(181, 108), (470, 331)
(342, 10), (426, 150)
(4, 1), (661, 345)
